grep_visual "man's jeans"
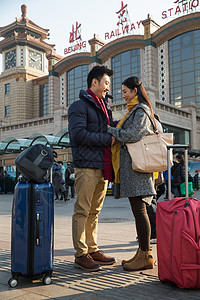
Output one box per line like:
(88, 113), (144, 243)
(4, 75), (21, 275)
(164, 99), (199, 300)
(72, 168), (108, 257)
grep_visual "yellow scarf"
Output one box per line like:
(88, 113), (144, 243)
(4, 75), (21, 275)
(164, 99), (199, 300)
(111, 95), (139, 183)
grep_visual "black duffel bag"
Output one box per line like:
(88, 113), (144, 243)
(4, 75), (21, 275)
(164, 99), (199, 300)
(15, 144), (57, 183)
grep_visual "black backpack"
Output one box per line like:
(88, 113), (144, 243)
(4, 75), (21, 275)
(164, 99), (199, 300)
(15, 144), (57, 183)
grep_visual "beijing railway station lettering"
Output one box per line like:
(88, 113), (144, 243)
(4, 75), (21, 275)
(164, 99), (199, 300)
(105, 1), (142, 41)
(162, 0), (200, 19)
(64, 21), (86, 55)
(63, 0), (200, 53)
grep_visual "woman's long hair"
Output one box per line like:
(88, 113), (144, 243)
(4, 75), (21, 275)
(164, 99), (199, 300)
(122, 76), (157, 129)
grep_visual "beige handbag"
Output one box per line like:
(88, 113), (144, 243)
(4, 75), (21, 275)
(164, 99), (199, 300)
(126, 132), (174, 173)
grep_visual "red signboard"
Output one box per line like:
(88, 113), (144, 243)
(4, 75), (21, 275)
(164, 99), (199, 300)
(3, 159), (15, 166)
(64, 21), (87, 55)
(55, 154), (66, 161)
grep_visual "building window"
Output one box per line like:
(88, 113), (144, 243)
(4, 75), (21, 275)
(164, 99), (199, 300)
(39, 83), (49, 117)
(5, 106), (10, 117)
(5, 83), (10, 94)
(67, 64), (89, 106)
(112, 49), (141, 103)
(163, 124), (190, 145)
(169, 29), (200, 112)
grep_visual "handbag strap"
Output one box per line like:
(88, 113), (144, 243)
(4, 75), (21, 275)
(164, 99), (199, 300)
(135, 106), (159, 133)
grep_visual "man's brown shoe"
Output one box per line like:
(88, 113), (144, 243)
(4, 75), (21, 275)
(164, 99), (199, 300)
(74, 254), (101, 272)
(90, 250), (117, 265)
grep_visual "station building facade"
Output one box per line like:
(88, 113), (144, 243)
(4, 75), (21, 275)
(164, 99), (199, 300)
(1, 5), (200, 176)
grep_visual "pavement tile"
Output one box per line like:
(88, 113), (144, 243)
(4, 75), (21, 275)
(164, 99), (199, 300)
(1, 193), (200, 299)
(0, 283), (30, 300)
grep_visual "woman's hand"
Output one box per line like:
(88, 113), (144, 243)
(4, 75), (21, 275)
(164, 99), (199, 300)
(111, 137), (116, 145)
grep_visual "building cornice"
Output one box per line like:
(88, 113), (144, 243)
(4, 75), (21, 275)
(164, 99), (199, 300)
(97, 35), (145, 62)
(152, 12), (200, 46)
(53, 52), (91, 75)
(0, 34), (55, 53)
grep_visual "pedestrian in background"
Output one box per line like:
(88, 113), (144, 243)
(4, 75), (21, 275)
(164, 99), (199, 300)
(194, 170), (199, 190)
(52, 163), (66, 201)
(68, 65), (116, 272)
(163, 168), (174, 199)
(58, 161), (65, 181)
(3, 170), (10, 194)
(65, 162), (75, 201)
(108, 76), (157, 271)
(171, 154), (185, 197)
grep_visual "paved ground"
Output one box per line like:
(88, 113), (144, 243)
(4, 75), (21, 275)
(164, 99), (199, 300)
(1, 190), (200, 299)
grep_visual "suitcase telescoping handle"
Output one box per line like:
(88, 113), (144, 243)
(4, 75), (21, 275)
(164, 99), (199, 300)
(36, 213), (40, 245)
(167, 144), (189, 200)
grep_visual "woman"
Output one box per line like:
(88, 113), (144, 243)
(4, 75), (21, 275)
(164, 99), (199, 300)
(108, 76), (157, 271)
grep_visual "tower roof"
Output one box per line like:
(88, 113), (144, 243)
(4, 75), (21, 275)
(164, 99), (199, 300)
(0, 4), (55, 53)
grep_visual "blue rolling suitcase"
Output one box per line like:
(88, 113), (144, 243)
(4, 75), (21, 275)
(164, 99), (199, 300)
(8, 181), (54, 287)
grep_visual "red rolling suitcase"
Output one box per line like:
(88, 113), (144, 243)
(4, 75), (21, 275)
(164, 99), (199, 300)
(157, 145), (200, 289)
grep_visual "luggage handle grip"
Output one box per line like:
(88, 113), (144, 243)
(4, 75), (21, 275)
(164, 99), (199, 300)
(36, 213), (40, 246)
(167, 144), (189, 150)
(167, 144), (189, 200)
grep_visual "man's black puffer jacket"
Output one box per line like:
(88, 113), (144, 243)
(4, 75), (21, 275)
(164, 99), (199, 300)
(68, 90), (112, 169)
(172, 162), (185, 187)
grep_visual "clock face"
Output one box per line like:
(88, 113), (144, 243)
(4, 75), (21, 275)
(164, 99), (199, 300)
(29, 50), (42, 70)
(5, 50), (16, 70)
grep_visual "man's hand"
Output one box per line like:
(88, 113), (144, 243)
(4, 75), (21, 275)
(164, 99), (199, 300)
(111, 136), (116, 146)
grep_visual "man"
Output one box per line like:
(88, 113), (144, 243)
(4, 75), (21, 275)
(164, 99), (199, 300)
(68, 65), (116, 271)
(65, 162), (75, 200)
(171, 154), (185, 197)
(194, 170), (199, 190)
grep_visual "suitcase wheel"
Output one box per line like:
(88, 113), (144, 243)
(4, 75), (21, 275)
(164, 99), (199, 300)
(8, 277), (18, 288)
(42, 275), (52, 285)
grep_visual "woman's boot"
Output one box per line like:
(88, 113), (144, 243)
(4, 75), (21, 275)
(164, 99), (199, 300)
(122, 248), (140, 266)
(123, 249), (154, 271)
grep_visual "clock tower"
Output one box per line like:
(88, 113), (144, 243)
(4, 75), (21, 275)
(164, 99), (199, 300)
(0, 4), (56, 123)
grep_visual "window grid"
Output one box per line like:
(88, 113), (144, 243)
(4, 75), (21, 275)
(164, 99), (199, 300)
(5, 106), (10, 117)
(39, 83), (49, 117)
(5, 83), (10, 94)
(158, 43), (167, 101)
(67, 65), (89, 106)
(112, 49), (141, 103)
(169, 29), (200, 111)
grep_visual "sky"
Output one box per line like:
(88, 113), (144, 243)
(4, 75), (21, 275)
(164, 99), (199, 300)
(0, 0), (199, 70)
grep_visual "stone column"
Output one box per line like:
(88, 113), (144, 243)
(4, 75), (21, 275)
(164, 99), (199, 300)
(183, 103), (197, 149)
(142, 15), (160, 108)
(88, 34), (105, 68)
(48, 71), (60, 115)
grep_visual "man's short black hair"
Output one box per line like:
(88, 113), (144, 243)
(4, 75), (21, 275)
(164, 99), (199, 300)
(87, 65), (113, 88)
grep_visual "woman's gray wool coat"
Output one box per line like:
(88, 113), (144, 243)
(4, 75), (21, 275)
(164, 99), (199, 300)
(108, 103), (156, 204)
